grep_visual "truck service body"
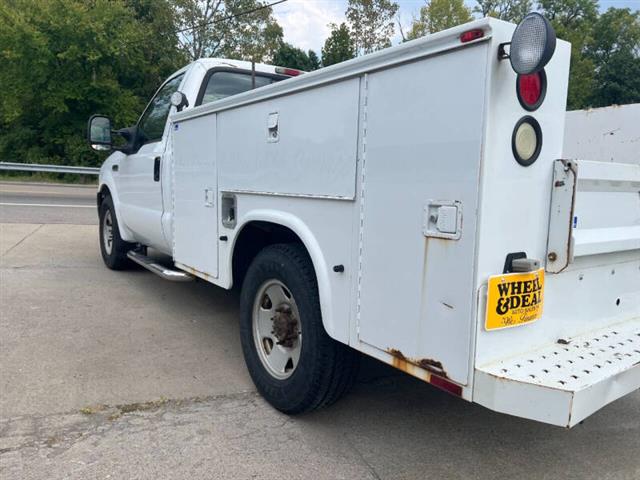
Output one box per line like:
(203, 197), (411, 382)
(91, 16), (640, 427)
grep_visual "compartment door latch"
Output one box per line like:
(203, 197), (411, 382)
(267, 112), (279, 143)
(423, 200), (462, 240)
(204, 188), (215, 208)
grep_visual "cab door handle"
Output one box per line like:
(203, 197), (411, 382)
(153, 157), (160, 181)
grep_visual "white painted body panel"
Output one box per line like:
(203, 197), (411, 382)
(218, 79), (360, 199)
(117, 140), (166, 249)
(472, 27), (573, 368)
(100, 20), (639, 426)
(563, 103), (640, 165)
(357, 44), (488, 385)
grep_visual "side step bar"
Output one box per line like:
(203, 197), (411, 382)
(127, 250), (194, 282)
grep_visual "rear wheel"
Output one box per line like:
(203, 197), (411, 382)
(240, 243), (359, 414)
(99, 195), (134, 270)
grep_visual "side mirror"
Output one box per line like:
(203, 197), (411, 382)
(170, 91), (189, 112)
(87, 115), (112, 151)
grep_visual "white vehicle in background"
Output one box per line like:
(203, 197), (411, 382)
(88, 13), (639, 427)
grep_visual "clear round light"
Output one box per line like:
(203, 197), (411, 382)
(510, 13), (556, 75)
(170, 91), (184, 107)
(514, 122), (538, 161)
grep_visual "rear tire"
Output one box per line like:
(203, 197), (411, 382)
(240, 243), (359, 414)
(99, 195), (134, 270)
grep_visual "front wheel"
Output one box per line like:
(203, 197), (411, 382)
(98, 195), (134, 270)
(239, 243), (359, 414)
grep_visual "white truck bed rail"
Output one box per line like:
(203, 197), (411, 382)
(546, 159), (640, 273)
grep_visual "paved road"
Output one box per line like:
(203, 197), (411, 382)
(0, 183), (639, 479)
(0, 182), (97, 225)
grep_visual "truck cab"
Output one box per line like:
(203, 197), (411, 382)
(94, 59), (296, 254)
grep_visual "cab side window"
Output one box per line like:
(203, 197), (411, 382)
(138, 73), (185, 143)
(197, 71), (280, 106)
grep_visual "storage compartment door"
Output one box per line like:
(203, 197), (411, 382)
(357, 45), (488, 385)
(172, 114), (218, 277)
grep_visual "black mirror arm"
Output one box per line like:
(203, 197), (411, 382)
(112, 126), (144, 155)
(498, 42), (511, 61)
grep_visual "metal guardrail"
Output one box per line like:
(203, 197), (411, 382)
(0, 162), (99, 175)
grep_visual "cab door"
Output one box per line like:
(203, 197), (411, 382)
(117, 73), (185, 250)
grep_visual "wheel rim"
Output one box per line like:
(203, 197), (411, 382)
(252, 280), (302, 380)
(103, 209), (114, 255)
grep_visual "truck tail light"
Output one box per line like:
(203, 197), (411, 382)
(512, 116), (542, 166)
(460, 29), (484, 43)
(275, 67), (304, 76)
(517, 70), (546, 111)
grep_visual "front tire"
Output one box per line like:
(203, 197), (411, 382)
(98, 195), (134, 270)
(240, 243), (359, 414)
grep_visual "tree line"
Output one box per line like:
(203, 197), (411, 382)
(0, 0), (638, 170)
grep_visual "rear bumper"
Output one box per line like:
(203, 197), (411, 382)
(473, 317), (640, 427)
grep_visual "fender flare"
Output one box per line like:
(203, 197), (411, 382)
(230, 209), (345, 343)
(98, 168), (136, 242)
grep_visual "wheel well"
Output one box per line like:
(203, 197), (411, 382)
(232, 221), (305, 289)
(97, 185), (111, 209)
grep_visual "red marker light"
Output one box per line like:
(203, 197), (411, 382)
(429, 375), (463, 397)
(275, 67), (304, 77)
(460, 29), (484, 43)
(517, 70), (547, 111)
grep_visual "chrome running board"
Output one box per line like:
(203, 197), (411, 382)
(127, 250), (194, 282)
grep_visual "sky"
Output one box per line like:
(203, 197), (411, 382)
(272, 0), (640, 53)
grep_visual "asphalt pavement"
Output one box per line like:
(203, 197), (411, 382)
(0, 182), (97, 225)
(0, 182), (639, 480)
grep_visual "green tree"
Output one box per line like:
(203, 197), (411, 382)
(272, 43), (313, 71)
(538, 0), (598, 28)
(227, 5), (283, 63)
(346, 0), (399, 54)
(172, 0), (283, 62)
(473, 0), (532, 23)
(407, 0), (473, 39)
(307, 50), (321, 70)
(126, 0), (187, 98)
(539, 0), (599, 109)
(321, 23), (356, 66)
(0, 0), (180, 169)
(585, 8), (640, 107)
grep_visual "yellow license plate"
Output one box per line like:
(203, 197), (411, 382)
(485, 268), (544, 331)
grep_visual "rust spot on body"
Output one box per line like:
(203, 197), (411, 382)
(388, 348), (406, 360)
(386, 349), (448, 378)
(417, 358), (445, 375)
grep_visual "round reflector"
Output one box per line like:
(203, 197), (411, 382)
(512, 116), (542, 166)
(510, 13), (556, 75)
(517, 69), (547, 111)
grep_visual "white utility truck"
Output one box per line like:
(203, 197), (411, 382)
(88, 14), (639, 427)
